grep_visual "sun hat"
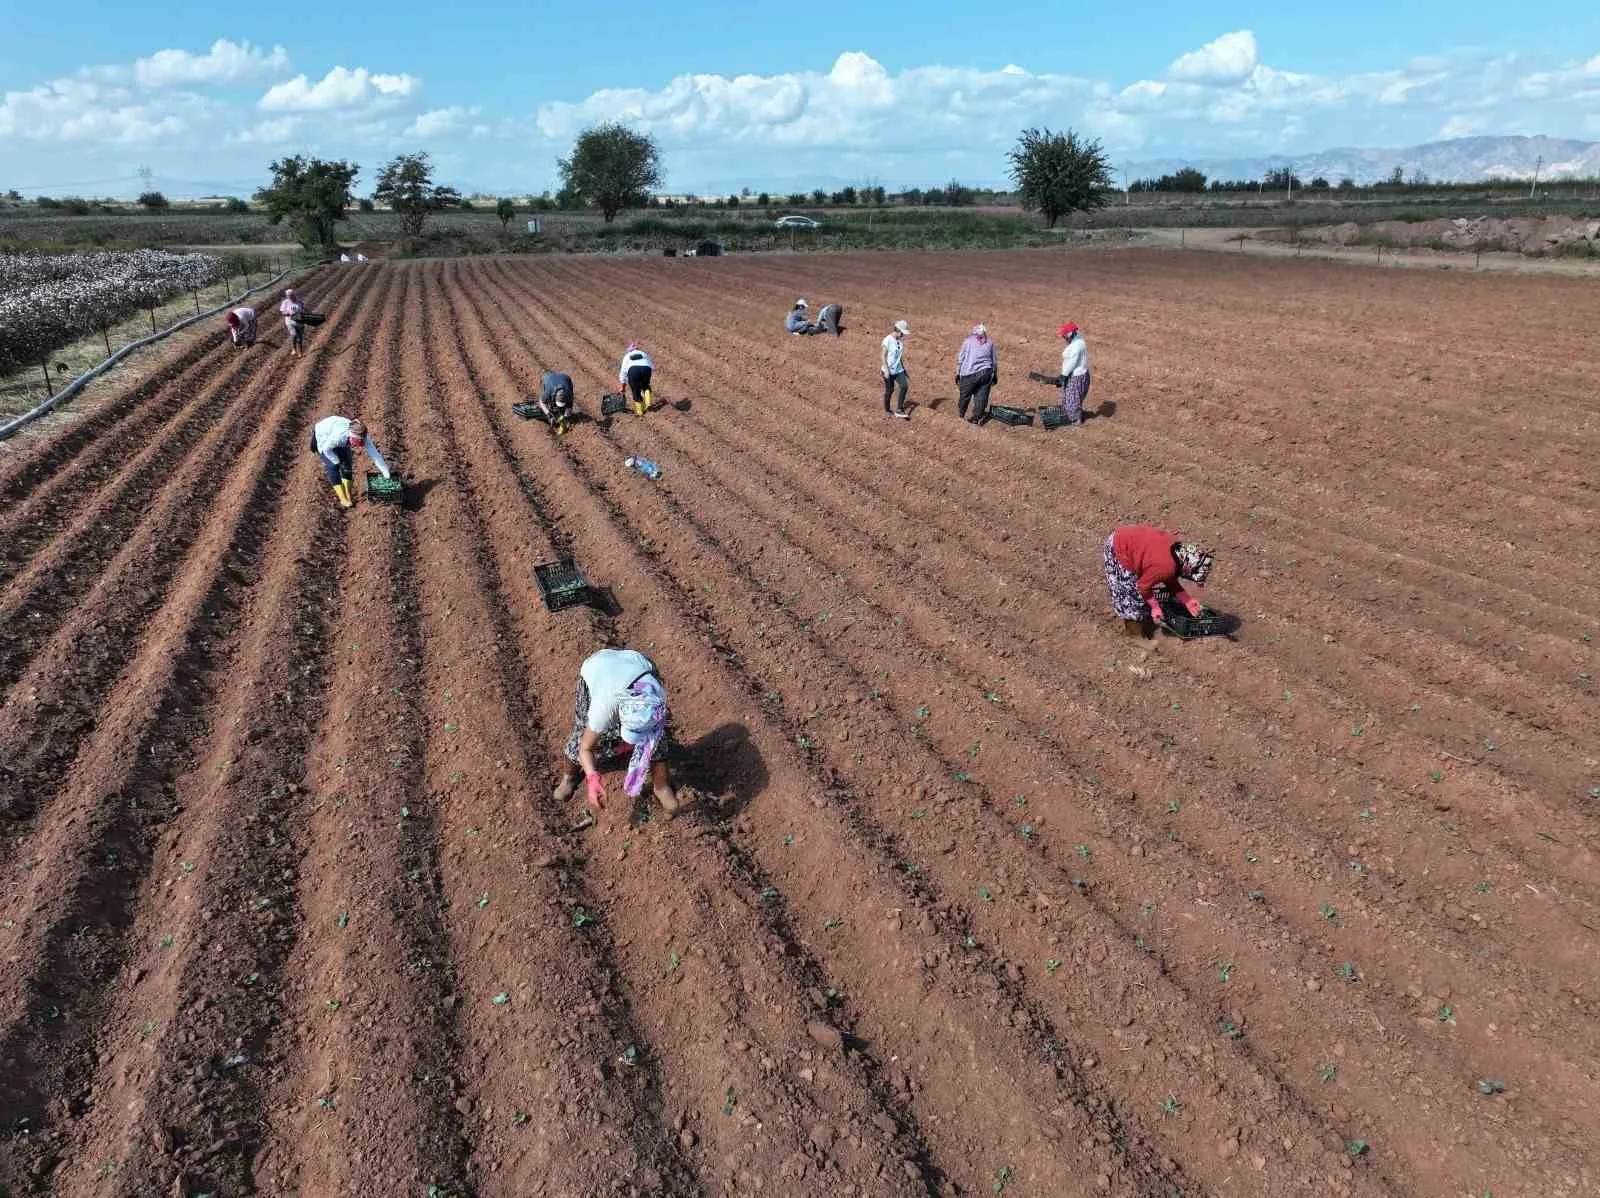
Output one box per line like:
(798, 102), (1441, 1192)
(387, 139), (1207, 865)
(893, 320), (910, 335)
(796, 298), (808, 308)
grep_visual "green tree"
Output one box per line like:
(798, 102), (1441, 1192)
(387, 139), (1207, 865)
(556, 122), (662, 222)
(788, 192), (806, 205)
(1006, 127), (1111, 227)
(757, 192), (771, 206)
(137, 190), (170, 210)
(495, 196), (517, 233)
(810, 188), (827, 204)
(372, 152), (461, 238)
(256, 155), (359, 250)
(222, 196), (250, 213)
(942, 179), (973, 206)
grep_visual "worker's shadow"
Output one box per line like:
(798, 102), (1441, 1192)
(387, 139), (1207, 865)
(401, 478), (442, 511)
(1090, 400), (1117, 420)
(679, 723), (768, 818)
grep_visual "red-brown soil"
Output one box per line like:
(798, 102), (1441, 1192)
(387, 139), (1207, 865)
(2, 248), (1597, 1198)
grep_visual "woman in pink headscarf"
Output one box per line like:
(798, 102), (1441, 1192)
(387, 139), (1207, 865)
(279, 288), (306, 357)
(552, 647), (681, 825)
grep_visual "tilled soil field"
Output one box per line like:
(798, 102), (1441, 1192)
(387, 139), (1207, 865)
(1, 249), (1597, 1198)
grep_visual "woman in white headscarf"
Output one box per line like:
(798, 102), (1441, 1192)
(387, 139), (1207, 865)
(279, 288), (307, 357)
(553, 647), (680, 820)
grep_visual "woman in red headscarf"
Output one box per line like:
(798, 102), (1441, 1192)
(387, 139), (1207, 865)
(1058, 322), (1091, 426)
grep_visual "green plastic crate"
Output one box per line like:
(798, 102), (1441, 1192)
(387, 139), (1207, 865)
(366, 472), (404, 503)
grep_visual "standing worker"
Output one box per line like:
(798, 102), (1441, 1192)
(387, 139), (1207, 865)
(1058, 322), (1091, 426)
(786, 299), (814, 335)
(224, 305), (257, 348)
(814, 302), (843, 336)
(881, 319), (911, 420)
(310, 415), (392, 510)
(619, 342), (655, 416)
(280, 288), (307, 358)
(552, 647), (681, 822)
(1103, 524), (1214, 637)
(536, 370), (576, 435)
(955, 323), (998, 424)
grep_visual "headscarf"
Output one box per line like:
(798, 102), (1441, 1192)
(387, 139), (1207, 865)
(1175, 542), (1213, 584)
(347, 418), (366, 448)
(1058, 322), (1079, 338)
(225, 311), (240, 328)
(795, 299), (808, 309)
(972, 324), (987, 338)
(618, 676), (667, 797)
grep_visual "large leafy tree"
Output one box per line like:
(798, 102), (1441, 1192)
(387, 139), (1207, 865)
(495, 196), (517, 233)
(373, 152), (461, 238)
(557, 123), (663, 223)
(1006, 128), (1113, 228)
(256, 156), (359, 250)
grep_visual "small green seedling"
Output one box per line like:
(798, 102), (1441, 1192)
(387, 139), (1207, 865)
(1216, 960), (1234, 983)
(1429, 770), (1444, 783)
(1135, 936), (1153, 954)
(1336, 962), (1358, 981)
(1013, 794), (1027, 807)
(722, 1088), (737, 1116)
(512, 1110), (530, 1126)
(1474, 881), (1492, 894)
(1018, 823), (1036, 842)
(443, 722), (459, 733)
(910, 809), (927, 819)
(476, 893), (489, 909)
(1350, 724), (1365, 737)
(573, 908), (595, 928)
(665, 950), (682, 976)
(977, 887), (993, 902)
(1318, 1063), (1337, 1083)
(317, 1096), (336, 1111)
(823, 915), (842, 929)
(993, 1166), (1014, 1193)
(1158, 1095), (1181, 1117)
(915, 706), (931, 719)
(759, 887), (779, 900)
(1218, 1018), (1243, 1040)
(1476, 1079), (1505, 1097)
(966, 743), (981, 759)
(1140, 901), (1157, 917)
(783, 835), (795, 845)
(1437, 1003), (1454, 1023)
(619, 1044), (640, 1066)
(963, 935), (978, 949)
(336, 913), (349, 929)
(950, 771), (971, 782)
(1075, 844), (1092, 860)
(1167, 799), (1181, 814)
(1346, 1140), (1368, 1158)
(159, 934), (175, 949)
(324, 999), (341, 1012)
(1045, 959), (1062, 975)
(1320, 904), (1340, 926)
(491, 992), (510, 1006)
(1246, 890), (1264, 902)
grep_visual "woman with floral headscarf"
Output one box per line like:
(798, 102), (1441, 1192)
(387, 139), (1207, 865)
(279, 288), (306, 357)
(1103, 524), (1214, 638)
(553, 647), (680, 821)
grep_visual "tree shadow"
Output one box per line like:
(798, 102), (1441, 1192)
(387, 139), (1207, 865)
(677, 722), (768, 819)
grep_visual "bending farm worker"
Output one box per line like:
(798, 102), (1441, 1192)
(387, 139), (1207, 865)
(881, 319), (911, 419)
(619, 342), (655, 416)
(1058, 322), (1091, 426)
(955, 323), (998, 424)
(279, 288), (306, 357)
(1103, 524), (1215, 638)
(537, 370), (576, 435)
(785, 299), (814, 335)
(310, 415), (391, 510)
(224, 306), (256, 348)
(553, 647), (681, 822)
(814, 302), (843, 336)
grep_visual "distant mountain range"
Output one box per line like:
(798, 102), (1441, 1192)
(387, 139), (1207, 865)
(1119, 135), (1600, 186)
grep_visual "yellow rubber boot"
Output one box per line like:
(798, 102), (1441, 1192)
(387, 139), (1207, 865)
(642, 386), (654, 412)
(334, 480), (353, 509)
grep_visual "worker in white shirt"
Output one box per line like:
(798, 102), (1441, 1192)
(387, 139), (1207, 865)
(552, 647), (681, 823)
(279, 288), (306, 357)
(619, 342), (655, 416)
(224, 306), (256, 347)
(880, 319), (911, 419)
(309, 415), (391, 509)
(1058, 322), (1091, 426)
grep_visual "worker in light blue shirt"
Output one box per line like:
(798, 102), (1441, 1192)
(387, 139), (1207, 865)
(880, 319), (910, 419)
(310, 415), (390, 509)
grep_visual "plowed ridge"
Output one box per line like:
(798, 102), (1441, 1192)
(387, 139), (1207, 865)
(1, 250), (1596, 1198)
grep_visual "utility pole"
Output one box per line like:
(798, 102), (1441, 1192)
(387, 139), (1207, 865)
(1529, 155), (1542, 199)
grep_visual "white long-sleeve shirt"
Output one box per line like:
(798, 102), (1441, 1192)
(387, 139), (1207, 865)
(1061, 336), (1089, 378)
(313, 415), (390, 478)
(619, 349), (653, 384)
(881, 333), (906, 375)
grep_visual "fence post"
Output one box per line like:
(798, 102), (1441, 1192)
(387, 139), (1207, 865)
(149, 307), (157, 334)
(39, 360), (52, 399)
(102, 327), (112, 356)
(192, 289), (201, 315)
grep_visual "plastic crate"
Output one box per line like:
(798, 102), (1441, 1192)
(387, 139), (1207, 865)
(1154, 597), (1238, 640)
(988, 405), (1034, 427)
(600, 392), (630, 417)
(512, 402), (548, 422)
(366, 472), (404, 503)
(534, 557), (595, 612)
(297, 312), (327, 327)
(1039, 405), (1070, 429)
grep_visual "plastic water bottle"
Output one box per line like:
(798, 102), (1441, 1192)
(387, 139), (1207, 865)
(625, 456), (661, 481)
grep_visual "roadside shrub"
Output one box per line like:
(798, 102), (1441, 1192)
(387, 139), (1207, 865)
(223, 197), (250, 213)
(138, 191), (170, 210)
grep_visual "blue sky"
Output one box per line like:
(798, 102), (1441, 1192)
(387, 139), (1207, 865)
(3, 2), (1599, 196)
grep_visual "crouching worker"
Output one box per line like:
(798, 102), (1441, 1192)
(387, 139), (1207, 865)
(786, 299), (814, 335)
(537, 370), (576, 435)
(224, 306), (256, 347)
(553, 647), (681, 822)
(814, 302), (843, 336)
(619, 342), (655, 416)
(310, 415), (391, 510)
(1103, 524), (1214, 637)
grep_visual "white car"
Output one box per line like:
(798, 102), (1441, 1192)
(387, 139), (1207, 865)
(774, 215), (821, 229)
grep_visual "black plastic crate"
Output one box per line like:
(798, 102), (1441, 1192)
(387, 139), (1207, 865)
(512, 402), (547, 422)
(600, 392), (630, 417)
(1154, 596), (1239, 640)
(297, 312), (327, 327)
(1039, 405), (1069, 429)
(366, 472), (404, 503)
(534, 557), (596, 612)
(988, 405), (1034, 427)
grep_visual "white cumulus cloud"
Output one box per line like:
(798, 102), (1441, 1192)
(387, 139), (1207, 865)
(404, 105), (481, 138)
(134, 39), (290, 88)
(260, 66), (419, 112)
(1168, 31), (1259, 86)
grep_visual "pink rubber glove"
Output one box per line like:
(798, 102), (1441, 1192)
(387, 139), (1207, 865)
(1182, 594), (1203, 617)
(1148, 596), (1164, 621)
(584, 772), (605, 811)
